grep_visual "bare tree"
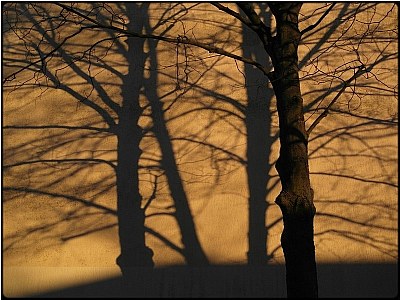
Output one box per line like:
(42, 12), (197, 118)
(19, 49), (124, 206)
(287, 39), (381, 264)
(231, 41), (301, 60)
(3, 2), (397, 298)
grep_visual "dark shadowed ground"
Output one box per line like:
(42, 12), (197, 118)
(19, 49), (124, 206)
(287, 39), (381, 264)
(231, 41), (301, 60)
(23, 263), (398, 298)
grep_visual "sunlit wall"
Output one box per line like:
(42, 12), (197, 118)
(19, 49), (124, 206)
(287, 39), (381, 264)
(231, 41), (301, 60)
(2, 2), (397, 297)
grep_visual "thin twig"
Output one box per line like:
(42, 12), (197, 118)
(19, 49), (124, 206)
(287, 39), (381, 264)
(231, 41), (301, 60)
(57, 3), (270, 76)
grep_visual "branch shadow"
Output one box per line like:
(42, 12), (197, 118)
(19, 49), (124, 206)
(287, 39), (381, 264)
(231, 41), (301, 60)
(2, 2), (398, 296)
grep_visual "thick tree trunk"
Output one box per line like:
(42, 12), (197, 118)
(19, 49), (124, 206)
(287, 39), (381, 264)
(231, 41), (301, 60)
(116, 118), (154, 276)
(116, 3), (154, 276)
(268, 3), (318, 298)
(116, 70), (155, 276)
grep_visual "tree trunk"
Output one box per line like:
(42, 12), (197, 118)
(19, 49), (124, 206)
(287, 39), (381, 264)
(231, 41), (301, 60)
(148, 94), (210, 265)
(116, 77), (155, 275)
(116, 117), (155, 276)
(241, 6), (274, 265)
(268, 3), (318, 297)
(145, 39), (209, 265)
(116, 3), (155, 276)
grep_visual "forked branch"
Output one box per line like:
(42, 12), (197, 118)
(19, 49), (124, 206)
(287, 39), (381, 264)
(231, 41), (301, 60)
(307, 65), (366, 135)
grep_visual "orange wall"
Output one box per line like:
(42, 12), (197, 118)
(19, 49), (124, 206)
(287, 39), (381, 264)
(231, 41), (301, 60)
(2, 3), (397, 297)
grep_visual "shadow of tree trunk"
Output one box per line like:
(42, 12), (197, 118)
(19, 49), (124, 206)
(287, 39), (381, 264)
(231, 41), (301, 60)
(142, 7), (209, 266)
(116, 3), (155, 275)
(241, 4), (275, 265)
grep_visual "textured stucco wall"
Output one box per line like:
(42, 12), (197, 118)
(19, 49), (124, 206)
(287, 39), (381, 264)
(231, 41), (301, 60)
(2, 2), (397, 297)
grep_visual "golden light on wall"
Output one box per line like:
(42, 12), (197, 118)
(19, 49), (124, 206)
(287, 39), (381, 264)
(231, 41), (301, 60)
(2, 2), (397, 297)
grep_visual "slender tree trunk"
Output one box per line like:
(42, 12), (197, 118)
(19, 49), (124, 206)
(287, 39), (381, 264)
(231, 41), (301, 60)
(268, 3), (318, 297)
(145, 37), (209, 265)
(244, 50), (271, 266)
(148, 94), (209, 265)
(242, 6), (274, 265)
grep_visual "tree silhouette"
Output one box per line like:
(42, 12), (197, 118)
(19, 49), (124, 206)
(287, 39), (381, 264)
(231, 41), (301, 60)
(3, 2), (397, 298)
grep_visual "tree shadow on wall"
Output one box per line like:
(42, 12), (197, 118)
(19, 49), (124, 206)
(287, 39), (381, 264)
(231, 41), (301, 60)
(3, 2), (199, 266)
(2, 2), (398, 297)
(3, 2), (247, 269)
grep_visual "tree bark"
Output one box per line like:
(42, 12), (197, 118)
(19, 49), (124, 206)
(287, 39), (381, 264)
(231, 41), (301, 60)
(268, 3), (318, 297)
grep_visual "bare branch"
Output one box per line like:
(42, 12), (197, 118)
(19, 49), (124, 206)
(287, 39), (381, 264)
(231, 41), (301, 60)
(42, 65), (117, 128)
(57, 3), (270, 76)
(3, 158), (117, 170)
(3, 186), (117, 215)
(307, 65), (366, 135)
(143, 173), (162, 212)
(2, 25), (98, 84)
(236, 3), (272, 46)
(301, 3), (336, 36)
(237, 3), (268, 30)
(3, 124), (113, 133)
(211, 3), (252, 27)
